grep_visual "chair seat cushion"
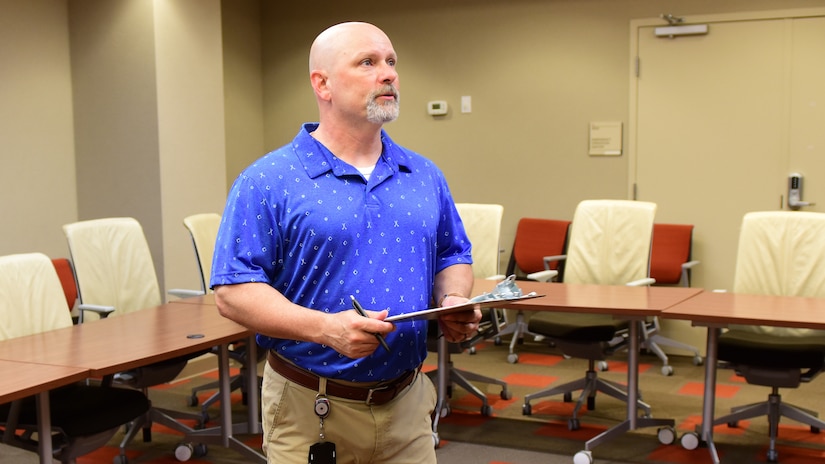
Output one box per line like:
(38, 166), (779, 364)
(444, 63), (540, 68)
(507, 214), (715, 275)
(528, 313), (629, 342)
(718, 330), (825, 370)
(0, 383), (149, 437)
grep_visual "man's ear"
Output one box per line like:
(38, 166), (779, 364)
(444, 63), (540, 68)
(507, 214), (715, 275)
(311, 71), (331, 101)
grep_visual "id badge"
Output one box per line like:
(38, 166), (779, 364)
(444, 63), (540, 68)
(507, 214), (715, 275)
(308, 441), (336, 464)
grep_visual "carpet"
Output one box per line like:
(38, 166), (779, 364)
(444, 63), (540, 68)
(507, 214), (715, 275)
(65, 336), (825, 464)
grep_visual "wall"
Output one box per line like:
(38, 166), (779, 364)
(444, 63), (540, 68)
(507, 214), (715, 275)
(0, 0), (77, 259)
(257, 0), (825, 277)
(2, 0), (823, 297)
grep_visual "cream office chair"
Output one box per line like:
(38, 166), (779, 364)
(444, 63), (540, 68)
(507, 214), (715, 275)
(522, 199), (657, 431)
(63, 217), (208, 458)
(428, 203), (510, 446)
(712, 211), (825, 463)
(181, 213), (263, 421)
(0, 252), (150, 464)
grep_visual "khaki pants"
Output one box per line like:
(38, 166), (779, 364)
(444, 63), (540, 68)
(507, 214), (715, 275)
(261, 361), (437, 464)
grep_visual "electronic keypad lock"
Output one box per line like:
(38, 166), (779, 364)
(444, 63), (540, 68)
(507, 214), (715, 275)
(788, 173), (814, 210)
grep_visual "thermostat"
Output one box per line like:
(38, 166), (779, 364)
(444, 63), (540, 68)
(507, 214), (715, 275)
(427, 100), (448, 116)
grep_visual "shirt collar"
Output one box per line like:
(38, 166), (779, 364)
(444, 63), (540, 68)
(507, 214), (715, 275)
(293, 123), (412, 179)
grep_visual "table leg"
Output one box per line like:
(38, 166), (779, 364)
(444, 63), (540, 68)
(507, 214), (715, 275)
(699, 327), (721, 464)
(584, 318), (674, 451)
(35, 392), (51, 464)
(186, 341), (265, 463)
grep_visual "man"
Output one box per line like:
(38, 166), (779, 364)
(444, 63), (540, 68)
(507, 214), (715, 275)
(211, 21), (480, 464)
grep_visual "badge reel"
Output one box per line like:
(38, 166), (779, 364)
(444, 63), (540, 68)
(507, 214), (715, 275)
(309, 393), (335, 464)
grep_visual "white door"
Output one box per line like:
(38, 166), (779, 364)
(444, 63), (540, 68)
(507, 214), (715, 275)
(630, 10), (825, 353)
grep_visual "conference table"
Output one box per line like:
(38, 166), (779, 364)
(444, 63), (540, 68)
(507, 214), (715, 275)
(0, 299), (264, 463)
(661, 291), (825, 464)
(470, 279), (703, 460)
(0, 360), (90, 464)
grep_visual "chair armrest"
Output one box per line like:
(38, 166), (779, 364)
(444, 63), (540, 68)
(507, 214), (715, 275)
(168, 288), (206, 299)
(681, 260), (700, 271)
(626, 277), (656, 287)
(78, 303), (115, 323)
(542, 254), (567, 269)
(527, 269), (558, 282)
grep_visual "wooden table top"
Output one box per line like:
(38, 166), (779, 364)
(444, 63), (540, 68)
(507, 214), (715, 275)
(173, 293), (216, 305)
(661, 290), (825, 329)
(0, 360), (88, 404)
(0, 301), (250, 377)
(471, 279), (703, 317)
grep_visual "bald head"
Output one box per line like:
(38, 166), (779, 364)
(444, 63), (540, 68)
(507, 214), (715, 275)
(309, 22), (392, 75)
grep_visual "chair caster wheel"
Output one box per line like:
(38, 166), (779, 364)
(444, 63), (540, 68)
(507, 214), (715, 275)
(596, 361), (608, 372)
(812, 426), (821, 433)
(481, 405), (493, 416)
(522, 403), (532, 416)
(661, 365), (674, 376)
(186, 394), (199, 407)
(563, 392), (572, 403)
(494, 336), (502, 346)
(692, 355), (704, 366)
(568, 418), (580, 431)
(439, 404), (451, 418)
(657, 426), (676, 445)
(175, 442), (207, 461)
(113, 454), (128, 464)
(680, 432), (700, 450)
(469, 346), (477, 355)
(507, 353), (519, 364)
(727, 421), (739, 428)
(573, 450), (593, 464)
(432, 432), (440, 449)
(500, 389), (512, 400)
(767, 449), (778, 462)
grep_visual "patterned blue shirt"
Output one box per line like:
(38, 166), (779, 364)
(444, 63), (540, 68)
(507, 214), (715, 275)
(210, 123), (472, 382)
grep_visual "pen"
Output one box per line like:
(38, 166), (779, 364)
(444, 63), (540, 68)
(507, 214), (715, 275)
(350, 295), (391, 353)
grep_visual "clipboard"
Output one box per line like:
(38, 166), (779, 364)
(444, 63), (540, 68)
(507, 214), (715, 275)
(385, 292), (544, 323)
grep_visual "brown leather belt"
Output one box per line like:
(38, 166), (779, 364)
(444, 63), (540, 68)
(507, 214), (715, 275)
(267, 350), (417, 405)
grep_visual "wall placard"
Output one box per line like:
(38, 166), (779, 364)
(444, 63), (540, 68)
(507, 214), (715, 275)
(589, 121), (623, 156)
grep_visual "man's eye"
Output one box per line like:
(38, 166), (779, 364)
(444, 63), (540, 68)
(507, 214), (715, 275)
(361, 59), (373, 66)
(387, 59), (396, 67)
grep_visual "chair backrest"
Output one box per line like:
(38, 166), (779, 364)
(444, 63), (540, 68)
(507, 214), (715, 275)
(455, 203), (504, 279)
(732, 211), (825, 336)
(0, 253), (73, 341)
(505, 217), (571, 277)
(563, 199), (657, 285)
(63, 217), (161, 320)
(182, 213), (222, 293)
(650, 223), (695, 286)
(51, 258), (79, 312)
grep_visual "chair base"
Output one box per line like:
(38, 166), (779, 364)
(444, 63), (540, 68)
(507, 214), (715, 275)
(523, 361), (651, 423)
(495, 310), (544, 363)
(713, 390), (825, 462)
(642, 317), (703, 375)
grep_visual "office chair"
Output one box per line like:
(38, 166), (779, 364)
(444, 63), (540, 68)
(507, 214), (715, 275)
(642, 223), (703, 375)
(62, 217), (209, 459)
(0, 252), (150, 464)
(497, 217), (571, 363)
(428, 203), (510, 446)
(713, 211), (825, 463)
(180, 213), (263, 422)
(522, 199), (657, 431)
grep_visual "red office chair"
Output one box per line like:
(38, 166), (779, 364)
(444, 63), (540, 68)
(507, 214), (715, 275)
(643, 224), (703, 375)
(497, 217), (571, 363)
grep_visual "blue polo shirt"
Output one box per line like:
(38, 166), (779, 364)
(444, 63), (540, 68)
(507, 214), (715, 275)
(211, 123), (472, 382)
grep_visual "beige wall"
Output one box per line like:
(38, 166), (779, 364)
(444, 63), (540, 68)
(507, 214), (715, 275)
(257, 0), (824, 277)
(0, 0), (77, 259)
(2, 0), (823, 295)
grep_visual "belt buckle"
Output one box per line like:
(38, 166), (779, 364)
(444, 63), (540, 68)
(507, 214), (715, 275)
(365, 384), (390, 406)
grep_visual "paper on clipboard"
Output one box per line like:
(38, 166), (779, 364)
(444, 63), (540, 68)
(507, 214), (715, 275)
(385, 292), (544, 323)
